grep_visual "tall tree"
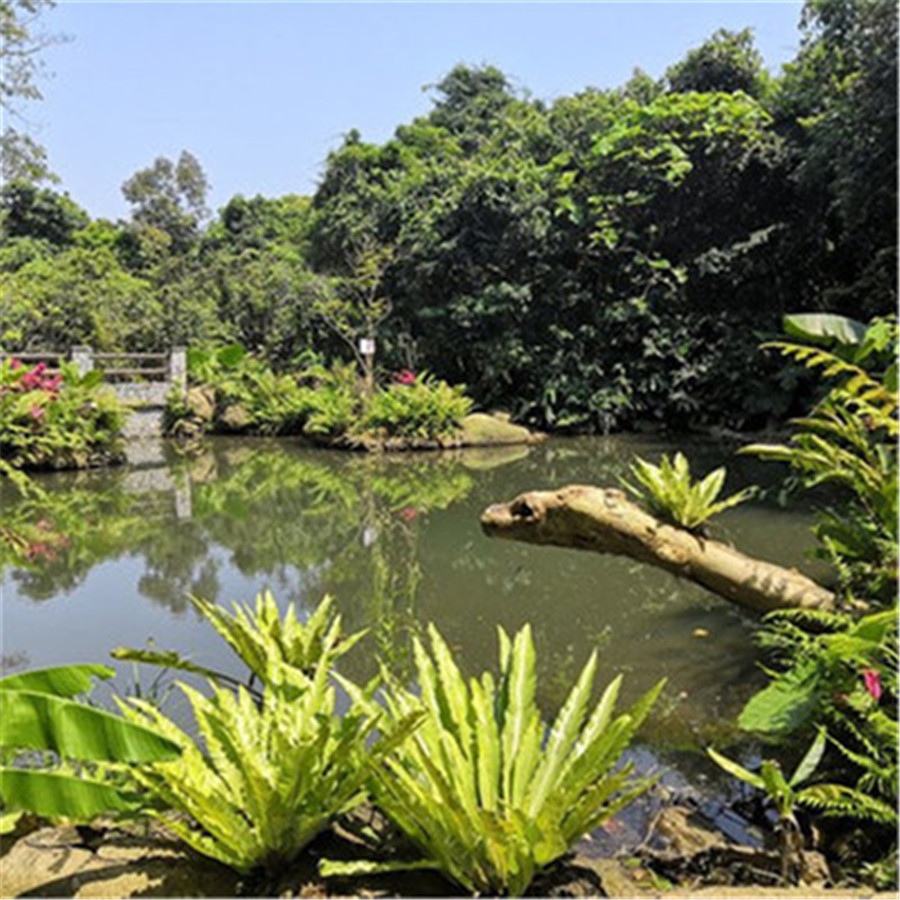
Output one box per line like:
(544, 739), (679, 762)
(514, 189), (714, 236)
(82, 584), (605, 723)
(666, 28), (769, 98)
(121, 151), (210, 254)
(0, 0), (59, 183)
(778, 0), (898, 315)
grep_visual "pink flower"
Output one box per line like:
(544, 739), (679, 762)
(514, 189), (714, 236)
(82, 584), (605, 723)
(28, 405), (45, 422)
(42, 375), (62, 393)
(398, 506), (419, 522)
(33, 362), (46, 374)
(863, 669), (883, 701)
(395, 369), (417, 386)
(10, 359), (21, 370)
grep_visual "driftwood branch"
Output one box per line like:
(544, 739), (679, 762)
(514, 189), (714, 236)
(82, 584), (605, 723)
(480, 485), (835, 613)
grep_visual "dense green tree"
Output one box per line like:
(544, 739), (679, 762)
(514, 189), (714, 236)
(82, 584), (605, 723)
(121, 151), (210, 254)
(666, 28), (769, 97)
(0, 181), (88, 245)
(0, 244), (160, 350)
(778, 0), (898, 316)
(204, 193), (312, 255)
(3, 5), (894, 434)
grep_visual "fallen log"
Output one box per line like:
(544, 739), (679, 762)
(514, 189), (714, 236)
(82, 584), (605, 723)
(480, 485), (835, 613)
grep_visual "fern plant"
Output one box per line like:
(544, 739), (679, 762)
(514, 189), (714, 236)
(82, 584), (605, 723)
(710, 729), (896, 884)
(114, 592), (364, 690)
(123, 661), (419, 875)
(324, 623), (664, 896)
(742, 317), (898, 604)
(119, 594), (420, 875)
(622, 451), (755, 531)
(739, 607), (897, 818)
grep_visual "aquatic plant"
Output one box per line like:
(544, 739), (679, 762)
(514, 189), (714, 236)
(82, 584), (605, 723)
(325, 623), (664, 896)
(622, 451), (754, 531)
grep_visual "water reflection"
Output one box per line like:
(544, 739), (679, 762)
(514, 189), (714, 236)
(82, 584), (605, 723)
(2, 435), (822, 748)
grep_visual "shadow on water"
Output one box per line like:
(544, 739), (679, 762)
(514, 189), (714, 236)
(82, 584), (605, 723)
(2, 435), (822, 782)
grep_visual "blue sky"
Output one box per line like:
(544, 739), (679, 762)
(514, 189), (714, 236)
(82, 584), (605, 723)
(33, 1), (804, 220)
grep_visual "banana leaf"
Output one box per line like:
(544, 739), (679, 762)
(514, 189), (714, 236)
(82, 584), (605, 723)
(1, 689), (180, 762)
(0, 664), (114, 697)
(0, 768), (141, 818)
(783, 313), (867, 346)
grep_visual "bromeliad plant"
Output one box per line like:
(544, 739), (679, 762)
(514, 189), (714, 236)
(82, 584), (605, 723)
(622, 451), (755, 532)
(326, 623), (665, 896)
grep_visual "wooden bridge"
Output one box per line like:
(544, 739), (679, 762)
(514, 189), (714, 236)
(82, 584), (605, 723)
(2, 347), (187, 438)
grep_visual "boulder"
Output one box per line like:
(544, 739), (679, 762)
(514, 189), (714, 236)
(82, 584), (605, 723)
(458, 413), (542, 447)
(1, 824), (239, 898)
(185, 386), (216, 423)
(219, 403), (252, 432)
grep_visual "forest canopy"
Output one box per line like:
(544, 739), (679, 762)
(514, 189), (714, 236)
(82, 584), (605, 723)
(1, 0), (896, 433)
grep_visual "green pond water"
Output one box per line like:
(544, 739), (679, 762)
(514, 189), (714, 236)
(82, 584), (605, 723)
(1, 435), (825, 832)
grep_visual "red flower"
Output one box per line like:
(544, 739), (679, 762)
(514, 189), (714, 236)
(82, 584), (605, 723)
(28, 405), (45, 421)
(863, 669), (883, 701)
(25, 541), (54, 562)
(398, 506), (419, 522)
(395, 369), (417, 386)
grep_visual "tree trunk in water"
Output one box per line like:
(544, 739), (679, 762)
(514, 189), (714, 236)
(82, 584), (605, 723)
(480, 485), (835, 613)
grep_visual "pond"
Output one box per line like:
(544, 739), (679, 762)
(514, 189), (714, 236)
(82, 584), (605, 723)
(1, 435), (823, 834)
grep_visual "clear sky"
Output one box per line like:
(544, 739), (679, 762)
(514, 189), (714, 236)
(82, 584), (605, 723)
(31, 1), (804, 220)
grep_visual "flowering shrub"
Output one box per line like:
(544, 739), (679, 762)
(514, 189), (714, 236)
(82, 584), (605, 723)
(169, 348), (475, 445)
(361, 371), (473, 440)
(0, 358), (127, 469)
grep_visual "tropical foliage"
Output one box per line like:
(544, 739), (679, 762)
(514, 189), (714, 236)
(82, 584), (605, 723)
(328, 623), (664, 895)
(722, 314), (899, 885)
(169, 345), (474, 445)
(120, 593), (420, 875)
(710, 728), (894, 884)
(743, 317), (897, 605)
(3, 0), (895, 434)
(0, 358), (127, 470)
(0, 664), (179, 821)
(622, 452), (754, 531)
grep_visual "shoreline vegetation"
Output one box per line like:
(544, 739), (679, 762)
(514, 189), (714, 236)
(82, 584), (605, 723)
(166, 345), (545, 453)
(0, 0), (896, 894)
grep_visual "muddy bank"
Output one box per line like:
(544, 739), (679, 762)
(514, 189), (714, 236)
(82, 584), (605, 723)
(2, 806), (891, 900)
